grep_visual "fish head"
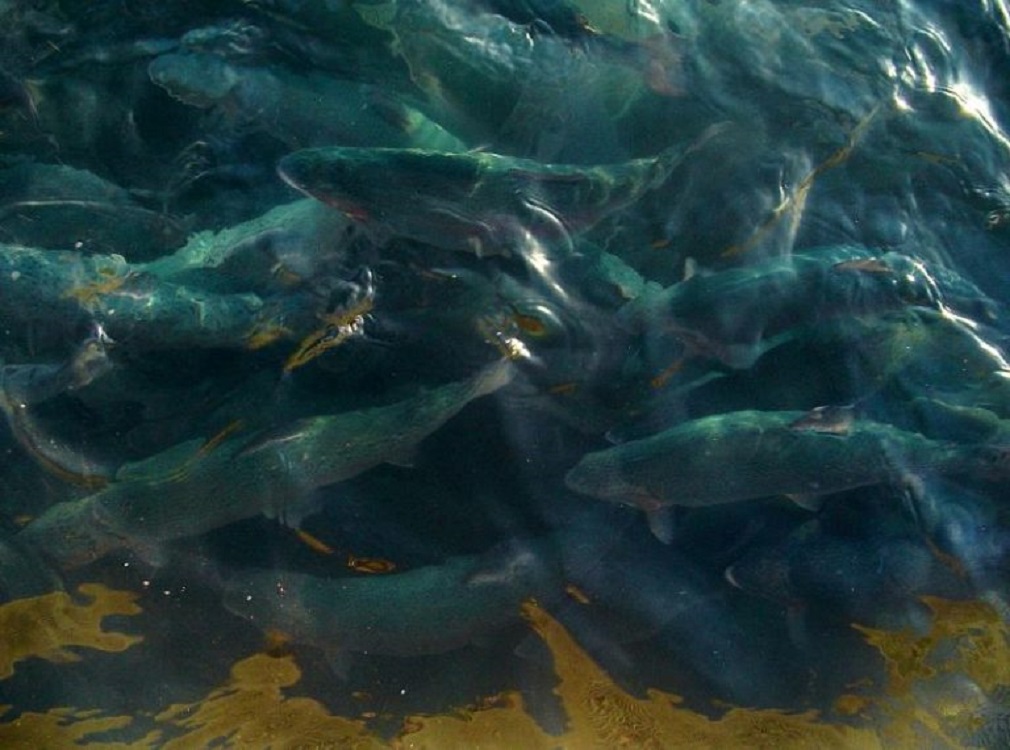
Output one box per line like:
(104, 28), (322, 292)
(975, 443), (1010, 478)
(279, 148), (481, 223)
(68, 330), (114, 390)
(277, 148), (380, 222)
(149, 53), (240, 107)
(724, 548), (795, 605)
(564, 451), (661, 510)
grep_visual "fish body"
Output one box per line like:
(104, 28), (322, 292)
(0, 242), (340, 352)
(565, 409), (1003, 511)
(19, 362), (513, 569)
(555, 241), (659, 309)
(141, 199), (353, 296)
(354, 0), (694, 159)
(621, 246), (968, 369)
(724, 520), (973, 621)
(1, 332), (113, 407)
(277, 141), (701, 257)
(0, 331), (115, 487)
(149, 53), (465, 152)
(224, 539), (558, 658)
(0, 162), (186, 259)
(556, 523), (722, 644)
(882, 309), (1010, 417)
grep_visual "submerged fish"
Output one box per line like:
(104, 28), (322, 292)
(0, 329), (115, 488)
(149, 52), (465, 152)
(620, 246), (972, 369)
(143, 198), (353, 290)
(18, 361), (514, 569)
(724, 519), (972, 624)
(277, 132), (719, 257)
(1, 327), (114, 407)
(353, 0), (691, 157)
(565, 409), (1009, 520)
(223, 539), (559, 664)
(0, 162), (186, 259)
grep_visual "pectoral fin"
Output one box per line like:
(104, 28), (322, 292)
(645, 507), (676, 544)
(786, 493), (824, 512)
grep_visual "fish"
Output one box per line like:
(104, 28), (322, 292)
(277, 131), (721, 258)
(149, 52), (466, 153)
(0, 162), (187, 259)
(0, 329), (115, 488)
(0, 69), (38, 123)
(18, 360), (514, 570)
(352, 0), (691, 158)
(724, 519), (974, 625)
(1, 326), (114, 407)
(0, 242), (334, 352)
(564, 409), (1010, 522)
(901, 474), (1010, 587)
(140, 199), (353, 297)
(879, 308), (1010, 418)
(619, 246), (976, 370)
(282, 268), (375, 373)
(554, 242), (659, 310)
(222, 539), (559, 667)
(556, 522), (724, 645)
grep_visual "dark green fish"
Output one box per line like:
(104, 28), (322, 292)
(724, 519), (972, 622)
(149, 53), (465, 152)
(277, 131), (720, 257)
(355, 0), (697, 158)
(0, 330), (115, 488)
(1, 328), (113, 407)
(140, 199), (352, 296)
(0, 162), (187, 259)
(565, 409), (1008, 518)
(223, 539), (558, 665)
(620, 246), (979, 369)
(0, 242), (340, 353)
(19, 361), (513, 569)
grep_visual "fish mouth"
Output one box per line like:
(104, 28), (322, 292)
(276, 158), (311, 193)
(276, 157), (370, 221)
(276, 152), (326, 192)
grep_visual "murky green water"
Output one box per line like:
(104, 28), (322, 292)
(0, 1), (1009, 747)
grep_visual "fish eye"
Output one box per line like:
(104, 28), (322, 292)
(509, 301), (570, 345)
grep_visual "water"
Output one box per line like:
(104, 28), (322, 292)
(0, 1), (1009, 747)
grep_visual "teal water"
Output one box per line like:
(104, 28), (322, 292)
(0, 1), (1009, 747)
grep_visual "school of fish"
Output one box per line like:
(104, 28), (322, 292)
(0, 0), (1009, 740)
